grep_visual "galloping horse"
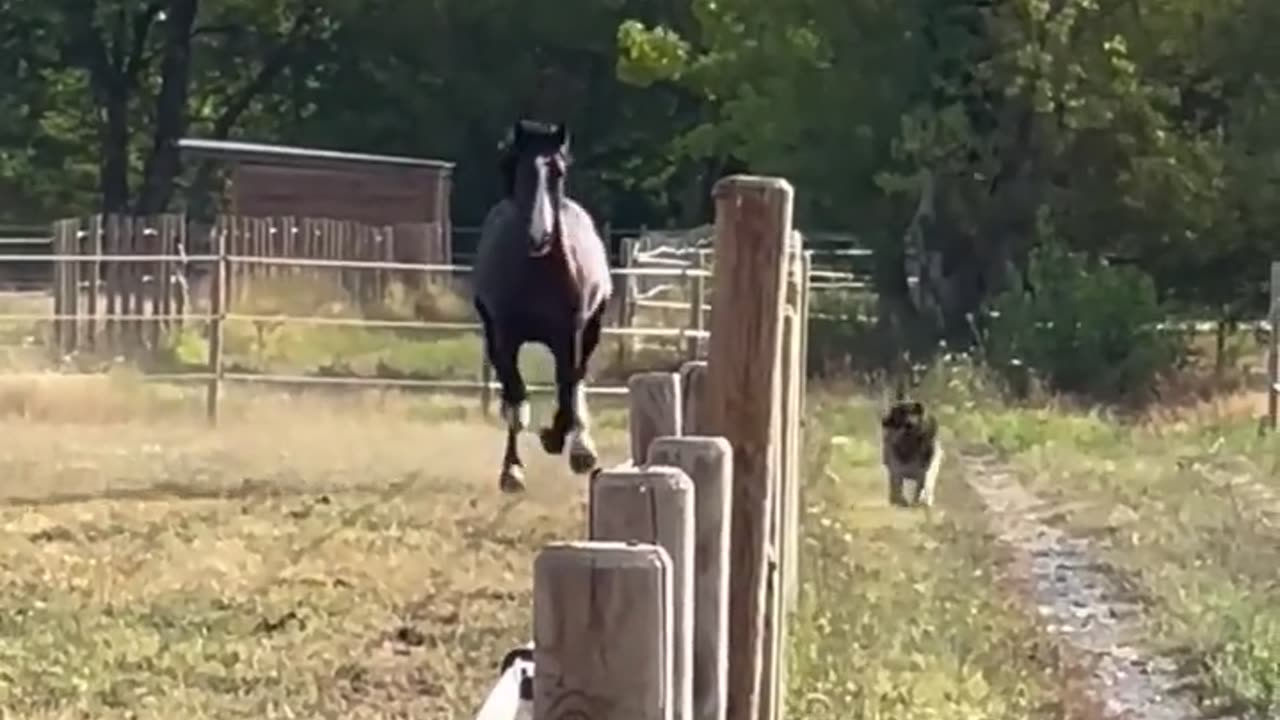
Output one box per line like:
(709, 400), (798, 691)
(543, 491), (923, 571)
(471, 120), (613, 492)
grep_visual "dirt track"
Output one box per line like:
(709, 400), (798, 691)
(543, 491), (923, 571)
(959, 448), (1236, 720)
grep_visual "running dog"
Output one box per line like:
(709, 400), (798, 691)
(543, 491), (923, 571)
(880, 400), (943, 507)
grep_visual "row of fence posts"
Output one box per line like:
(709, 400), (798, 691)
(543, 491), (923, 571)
(50, 214), (188, 357)
(526, 176), (805, 720)
(47, 214), (449, 363)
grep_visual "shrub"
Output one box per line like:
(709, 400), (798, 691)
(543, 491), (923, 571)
(984, 244), (1184, 402)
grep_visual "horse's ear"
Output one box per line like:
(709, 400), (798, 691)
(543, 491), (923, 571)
(554, 122), (569, 150)
(512, 121), (526, 146)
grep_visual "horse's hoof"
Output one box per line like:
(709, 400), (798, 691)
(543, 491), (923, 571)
(568, 433), (599, 475)
(539, 427), (566, 455)
(499, 465), (526, 494)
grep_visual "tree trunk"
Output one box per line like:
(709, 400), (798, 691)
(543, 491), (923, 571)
(135, 0), (199, 215)
(99, 88), (132, 213)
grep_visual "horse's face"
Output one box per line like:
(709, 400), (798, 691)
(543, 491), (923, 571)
(508, 121), (570, 257)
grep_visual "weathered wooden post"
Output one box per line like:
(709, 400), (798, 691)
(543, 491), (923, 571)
(680, 361), (709, 436)
(1270, 260), (1280, 431)
(616, 235), (637, 368)
(590, 467), (696, 720)
(761, 240), (806, 720)
(50, 218), (70, 358)
(647, 436), (733, 720)
(85, 215), (102, 350)
(703, 175), (793, 720)
(687, 252), (706, 360)
(629, 371), (683, 462)
(206, 222), (227, 425)
(533, 540), (675, 720)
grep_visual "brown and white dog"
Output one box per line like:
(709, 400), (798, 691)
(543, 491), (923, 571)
(880, 400), (943, 507)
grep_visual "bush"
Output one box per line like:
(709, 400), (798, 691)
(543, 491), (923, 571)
(984, 244), (1184, 402)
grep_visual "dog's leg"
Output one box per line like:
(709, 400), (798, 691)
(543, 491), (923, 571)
(887, 470), (908, 507)
(917, 446), (943, 507)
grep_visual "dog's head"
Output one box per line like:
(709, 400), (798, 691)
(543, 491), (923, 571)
(882, 400), (938, 443)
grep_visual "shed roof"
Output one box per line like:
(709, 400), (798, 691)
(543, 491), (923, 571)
(178, 138), (455, 172)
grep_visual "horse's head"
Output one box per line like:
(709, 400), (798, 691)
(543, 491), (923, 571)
(502, 119), (571, 257)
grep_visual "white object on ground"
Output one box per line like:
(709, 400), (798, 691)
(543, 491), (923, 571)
(474, 644), (534, 720)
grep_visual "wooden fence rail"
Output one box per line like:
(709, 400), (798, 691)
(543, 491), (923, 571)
(31, 213), (727, 422)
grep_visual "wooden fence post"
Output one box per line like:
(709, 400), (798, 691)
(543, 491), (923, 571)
(590, 467), (696, 720)
(206, 222), (227, 426)
(647, 436), (733, 720)
(679, 361), (709, 436)
(104, 215), (120, 353)
(533, 540), (675, 720)
(1270, 260), (1279, 431)
(50, 219), (67, 358)
(68, 221), (85, 353)
(617, 235), (637, 369)
(703, 175), (794, 720)
(687, 252), (706, 360)
(760, 240), (806, 720)
(86, 215), (102, 350)
(629, 371), (683, 462)
(798, 251), (812, 414)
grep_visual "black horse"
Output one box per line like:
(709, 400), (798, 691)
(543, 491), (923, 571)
(472, 120), (613, 492)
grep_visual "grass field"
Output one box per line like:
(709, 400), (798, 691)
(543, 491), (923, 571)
(0, 370), (1083, 720)
(1, 294), (1278, 717)
(0, 376), (630, 719)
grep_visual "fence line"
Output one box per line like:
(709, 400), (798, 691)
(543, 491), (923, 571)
(21, 223), (731, 418)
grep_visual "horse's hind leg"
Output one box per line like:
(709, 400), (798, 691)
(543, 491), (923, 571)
(477, 303), (528, 492)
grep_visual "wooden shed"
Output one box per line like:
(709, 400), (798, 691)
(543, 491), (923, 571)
(178, 138), (455, 265)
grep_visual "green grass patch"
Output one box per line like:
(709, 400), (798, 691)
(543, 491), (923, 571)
(786, 393), (1065, 719)
(917, 356), (1280, 716)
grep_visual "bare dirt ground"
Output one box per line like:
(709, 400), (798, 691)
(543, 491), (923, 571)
(0, 375), (629, 719)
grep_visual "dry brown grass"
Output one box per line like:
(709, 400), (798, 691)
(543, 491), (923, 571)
(0, 374), (630, 719)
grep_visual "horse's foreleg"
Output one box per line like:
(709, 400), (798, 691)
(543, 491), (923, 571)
(538, 336), (575, 457)
(479, 304), (528, 493)
(496, 344), (528, 492)
(548, 309), (604, 475)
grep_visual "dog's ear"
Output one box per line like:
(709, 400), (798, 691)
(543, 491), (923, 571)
(906, 401), (925, 416)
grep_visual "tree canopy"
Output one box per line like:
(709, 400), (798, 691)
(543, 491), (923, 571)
(4, 0), (1280, 364)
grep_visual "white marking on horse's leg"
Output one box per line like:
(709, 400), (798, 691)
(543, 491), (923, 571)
(501, 400), (530, 432)
(571, 383), (590, 428)
(499, 463), (526, 493)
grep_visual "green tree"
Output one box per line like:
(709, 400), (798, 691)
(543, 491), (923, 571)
(0, 0), (337, 217)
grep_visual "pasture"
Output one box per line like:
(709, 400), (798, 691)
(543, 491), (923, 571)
(0, 371), (1065, 720)
(0, 376), (624, 717)
(2, 359), (1280, 717)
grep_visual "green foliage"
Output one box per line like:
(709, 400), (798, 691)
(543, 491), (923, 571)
(984, 244), (1182, 402)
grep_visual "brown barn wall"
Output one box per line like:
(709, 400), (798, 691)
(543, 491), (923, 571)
(231, 163), (450, 226)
